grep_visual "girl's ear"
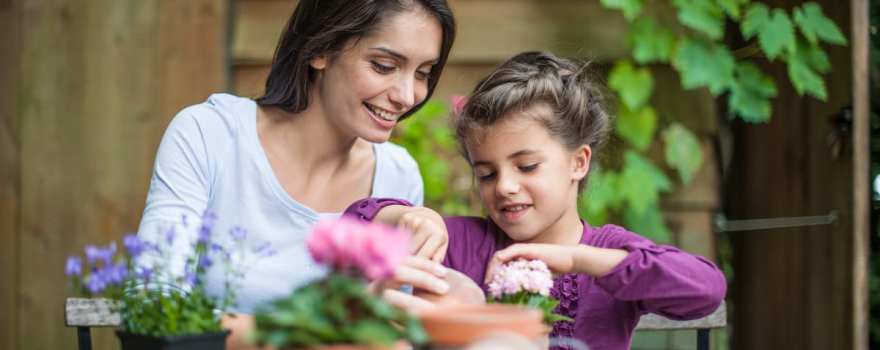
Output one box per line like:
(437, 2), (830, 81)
(571, 145), (592, 181)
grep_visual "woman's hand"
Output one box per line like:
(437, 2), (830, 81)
(370, 256), (450, 313)
(484, 243), (630, 284)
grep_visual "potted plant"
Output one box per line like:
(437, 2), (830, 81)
(64, 212), (275, 350)
(485, 259), (571, 326)
(251, 217), (427, 350)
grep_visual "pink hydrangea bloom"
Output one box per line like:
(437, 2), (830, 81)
(307, 217), (409, 280)
(487, 258), (554, 299)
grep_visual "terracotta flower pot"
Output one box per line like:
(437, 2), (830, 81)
(418, 303), (545, 347)
(288, 341), (409, 350)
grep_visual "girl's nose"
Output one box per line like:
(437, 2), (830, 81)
(495, 173), (521, 195)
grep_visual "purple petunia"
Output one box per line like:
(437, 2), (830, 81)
(123, 234), (145, 257)
(65, 256), (82, 276)
(164, 227), (176, 245)
(86, 274), (107, 294)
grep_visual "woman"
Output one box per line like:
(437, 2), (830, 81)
(135, 0), (455, 345)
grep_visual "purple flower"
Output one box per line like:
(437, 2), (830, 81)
(253, 241), (277, 258)
(164, 227), (176, 245)
(181, 214), (189, 228)
(84, 245), (100, 263)
(99, 262), (128, 284)
(123, 234), (145, 257)
(137, 267), (153, 281)
(183, 271), (197, 286)
(198, 255), (213, 269)
(85, 243), (116, 265)
(229, 227), (247, 241)
(86, 274), (107, 294)
(65, 256), (82, 276)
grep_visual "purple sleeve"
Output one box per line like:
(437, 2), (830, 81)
(342, 198), (413, 222)
(591, 225), (727, 320)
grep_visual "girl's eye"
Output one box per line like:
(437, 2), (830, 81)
(519, 164), (539, 172)
(371, 61), (395, 74)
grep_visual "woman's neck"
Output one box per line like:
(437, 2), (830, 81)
(257, 105), (364, 173)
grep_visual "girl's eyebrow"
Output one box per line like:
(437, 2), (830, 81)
(370, 46), (439, 65)
(472, 149), (538, 166)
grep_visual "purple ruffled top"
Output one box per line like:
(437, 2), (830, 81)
(550, 273), (580, 349)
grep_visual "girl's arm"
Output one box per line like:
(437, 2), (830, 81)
(486, 229), (726, 320)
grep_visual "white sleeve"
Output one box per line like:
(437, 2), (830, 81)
(135, 107), (214, 283)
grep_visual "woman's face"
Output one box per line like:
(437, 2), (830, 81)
(311, 7), (443, 143)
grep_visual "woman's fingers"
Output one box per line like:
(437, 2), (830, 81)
(382, 289), (436, 314)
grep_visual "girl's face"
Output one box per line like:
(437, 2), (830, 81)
(465, 105), (591, 243)
(310, 8), (442, 143)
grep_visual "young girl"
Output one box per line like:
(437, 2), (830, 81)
(345, 51), (727, 350)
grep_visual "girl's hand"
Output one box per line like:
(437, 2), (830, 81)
(484, 243), (577, 284)
(370, 256), (449, 313)
(397, 207), (448, 262)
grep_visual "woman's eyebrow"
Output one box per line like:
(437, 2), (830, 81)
(370, 46), (439, 65)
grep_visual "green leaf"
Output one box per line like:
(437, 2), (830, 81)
(787, 49), (827, 100)
(600, 0), (644, 20)
(581, 168), (622, 224)
(673, 0), (725, 39)
(608, 61), (654, 110)
(628, 18), (676, 64)
(619, 151), (672, 214)
(615, 104), (658, 150)
(794, 38), (832, 73)
(662, 123), (703, 184)
(793, 2), (847, 45)
(728, 62), (777, 122)
(623, 203), (672, 243)
(742, 4), (796, 60)
(716, 0), (748, 19)
(673, 39), (735, 95)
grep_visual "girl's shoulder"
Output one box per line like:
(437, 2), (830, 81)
(584, 223), (653, 250)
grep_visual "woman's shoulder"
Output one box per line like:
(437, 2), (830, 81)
(373, 141), (420, 172)
(170, 93), (255, 138)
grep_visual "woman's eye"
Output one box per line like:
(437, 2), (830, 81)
(476, 172), (496, 181)
(519, 164), (539, 172)
(415, 70), (431, 81)
(371, 61), (395, 74)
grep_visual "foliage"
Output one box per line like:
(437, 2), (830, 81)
(583, 0), (847, 243)
(65, 212), (274, 337)
(486, 259), (572, 325)
(252, 218), (427, 348)
(393, 101), (474, 216)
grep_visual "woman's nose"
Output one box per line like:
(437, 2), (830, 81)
(388, 75), (417, 110)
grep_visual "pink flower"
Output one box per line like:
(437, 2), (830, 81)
(486, 258), (554, 298)
(307, 217), (410, 280)
(450, 95), (467, 119)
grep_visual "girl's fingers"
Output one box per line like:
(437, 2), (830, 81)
(382, 289), (436, 314)
(415, 231), (446, 261)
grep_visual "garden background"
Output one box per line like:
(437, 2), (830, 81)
(0, 0), (871, 349)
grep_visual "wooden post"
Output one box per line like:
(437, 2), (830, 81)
(851, 0), (870, 349)
(0, 0), (20, 349)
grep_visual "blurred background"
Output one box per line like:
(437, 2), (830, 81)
(0, 0), (871, 349)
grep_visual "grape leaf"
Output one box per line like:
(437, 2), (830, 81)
(600, 0), (644, 20)
(673, 39), (735, 95)
(662, 123), (703, 184)
(616, 105), (658, 151)
(793, 2), (847, 45)
(716, 0), (748, 19)
(608, 61), (654, 110)
(728, 62), (777, 122)
(742, 4), (796, 60)
(619, 151), (672, 214)
(787, 50), (827, 100)
(741, 3), (769, 39)
(624, 203), (672, 243)
(580, 168), (623, 224)
(673, 0), (725, 40)
(628, 17), (677, 64)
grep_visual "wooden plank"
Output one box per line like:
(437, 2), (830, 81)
(65, 298), (121, 327)
(636, 301), (726, 330)
(17, 1), (228, 349)
(232, 0), (680, 65)
(851, 0), (869, 348)
(0, 1), (20, 349)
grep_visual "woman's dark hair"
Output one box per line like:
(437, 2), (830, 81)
(456, 51), (613, 191)
(256, 0), (455, 120)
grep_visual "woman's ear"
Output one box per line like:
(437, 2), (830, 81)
(310, 55), (328, 70)
(571, 145), (592, 181)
